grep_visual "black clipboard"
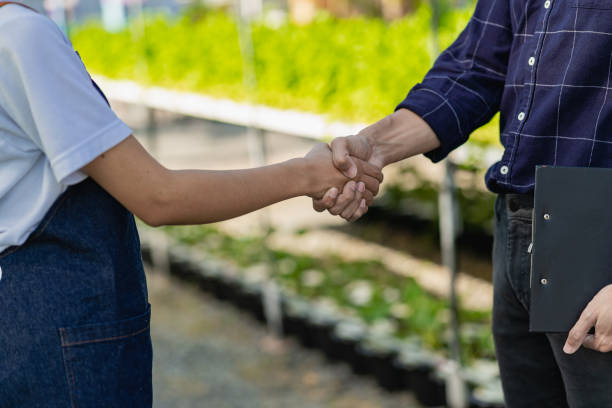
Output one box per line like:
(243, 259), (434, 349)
(530, 165), (612, 332)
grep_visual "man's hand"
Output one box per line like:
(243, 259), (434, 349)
(312, 109), (441, 221)
(564, 284), (612, 354)
(312, 134), (384, 221)
(305, 142), (383, 206)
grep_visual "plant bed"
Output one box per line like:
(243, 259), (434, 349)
(357, 335), (404, 391)
(139, 227), (504, 407)
(282, 296), (317, 348)
(306, 303), (343, 357)
(328, 320), (367, 365)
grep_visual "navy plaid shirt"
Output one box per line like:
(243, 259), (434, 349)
(397, 0), (612, 194)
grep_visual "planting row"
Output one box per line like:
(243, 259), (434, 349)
(72, 5), (501, 156)
(138, 226), (504, 406)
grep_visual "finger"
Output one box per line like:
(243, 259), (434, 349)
(362, 189), (374, 206)
(313, 187), (339, 212)
(360, 174), (380, 196)
(348, 199), (369, 222)
(358, 160), (384, 182)
(564, 304), (598, 354)
(328, 181), (356, 215)
(331, 137), (358, 178)
(582, 334), (597, 351)
(582, 333), (612, 353)
(340, 189), (363, 220)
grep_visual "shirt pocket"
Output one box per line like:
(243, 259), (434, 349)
(572, 0), (612, 10)
(58, 304), (153, 407)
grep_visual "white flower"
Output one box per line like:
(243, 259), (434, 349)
(370, 319), (398, 336)
(244, 263), (269, 283)
(302, 269), (325, 287)
(346, 280), (373, 306)
(383, 287), (400, 303)
(390, 303), (412, 319)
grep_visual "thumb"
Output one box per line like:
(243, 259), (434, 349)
(564, 305), (598, 354)
(331, 137), (358, 178)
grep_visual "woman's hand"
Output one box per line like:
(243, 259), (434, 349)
(564, 284), (612, 354)
(303, 143), (383, 214)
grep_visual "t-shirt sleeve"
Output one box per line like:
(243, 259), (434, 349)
(0, 12), (132, 185)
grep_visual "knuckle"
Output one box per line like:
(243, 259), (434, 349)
(341, 208), (354, 219)
(329, 208), (341, 216)
(322, 197), (335, 208)
(569, 332), (581, 344)
(352, 209), (365, 221)
(336, 197), (350, 208)
(341, 213), (352, 221)
(342, 190), (355, 202)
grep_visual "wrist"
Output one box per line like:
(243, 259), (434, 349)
(362, 109), (439, 167)
(286, 157), (317, 197)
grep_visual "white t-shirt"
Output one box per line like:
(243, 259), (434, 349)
(0, 5), (133, 252)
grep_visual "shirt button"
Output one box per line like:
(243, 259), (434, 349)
(518, 112), (526, 121)
(528, 57), (535, 66)
(500, 165), (509, 175)
(544, 0), (551, 8)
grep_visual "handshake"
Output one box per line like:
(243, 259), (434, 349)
(301, 109), (439, 222)
(303, 133), (386, 222)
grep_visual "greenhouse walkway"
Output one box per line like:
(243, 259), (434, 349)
(149, 268), (424, 408)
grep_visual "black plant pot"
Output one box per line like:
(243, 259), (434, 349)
(234, 281), (261, 309)
(330, 321), (367, 369)
(468, 384), (505, 408)
(462, 360), (503, 408)
(308, 308), (341, 358)
(414, 370), (446, 407)
(213, 273), (241, 301)
(396, 348), (446, 407)
(357, 337), (405, 391)
(168, 250), (194, 279)
(282, 297), (315, 347)
(469, 397), (505, 408)
(391, 358), (413, 390)
(192, 263), (221, 294)
(236, 282), (265, 321)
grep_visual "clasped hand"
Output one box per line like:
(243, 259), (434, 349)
(304, 132), (385, 222)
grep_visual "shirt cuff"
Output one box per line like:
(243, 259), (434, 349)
(50, 119), (133, 185)
(395, 85), (467, 163)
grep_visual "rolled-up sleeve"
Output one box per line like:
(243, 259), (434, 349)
(396, 0), (513, 162)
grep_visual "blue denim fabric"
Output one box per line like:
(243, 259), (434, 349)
(493, 194), (612, 407)
(0, 179), (152, 407)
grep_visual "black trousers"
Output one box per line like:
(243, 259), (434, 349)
(492, 194), (612, 408)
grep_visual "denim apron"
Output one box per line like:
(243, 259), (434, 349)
(0, 4), (153, 406)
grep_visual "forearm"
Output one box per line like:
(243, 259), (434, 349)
(148, 159), (310, 226)
(83, 136), (324, 227)
(362, 108), (440, 167)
